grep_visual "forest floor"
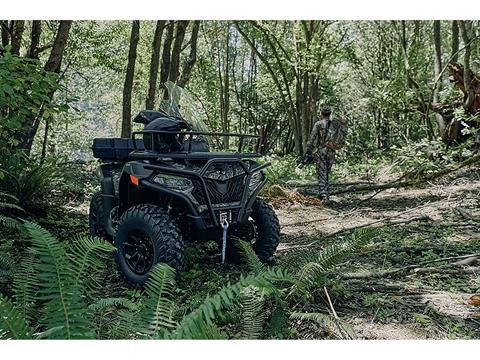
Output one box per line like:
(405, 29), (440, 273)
(278, 167), (480, 339)
(39, 164), (480, 339)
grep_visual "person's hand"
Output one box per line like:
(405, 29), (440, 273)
(304, 150), (314, 164)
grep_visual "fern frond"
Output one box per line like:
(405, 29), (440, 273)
(234, 237), (266, 274)
(0, 294), (32, 339)
(296, 228), (374, 290)
(0, 191), (19, 202)
(68, 235), (115, 292)
(12, 255), (39, 323)
(239, 285), (266, 339)
(171, 267), (293, 339)
(24, 222), (93, 339)
(88, 297), (137, 313)
(0, 202), (25, 212)
(138, 263), (177, 338)
(0, 214), (20, 229)
(290, 312), (356, 339)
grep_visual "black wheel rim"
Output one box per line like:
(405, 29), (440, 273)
(122, 229), (155, 275)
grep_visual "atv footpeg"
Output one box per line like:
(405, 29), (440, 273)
(221, 218), (229, 264)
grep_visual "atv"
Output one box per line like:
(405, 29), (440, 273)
(89, 103), (280, 286)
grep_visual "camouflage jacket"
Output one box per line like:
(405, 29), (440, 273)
(306, 118), (331, 153)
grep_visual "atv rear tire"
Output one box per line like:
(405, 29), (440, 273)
(89, 192), (111, 241)
(115, 204), (184, 286)
(226, 198), (280, 263)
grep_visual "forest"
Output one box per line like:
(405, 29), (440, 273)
(0, 20), (479, 340)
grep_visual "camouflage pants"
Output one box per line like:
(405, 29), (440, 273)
(316, 148), (336, 201)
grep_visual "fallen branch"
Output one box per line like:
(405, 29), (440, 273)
(342, 254), (480, 279)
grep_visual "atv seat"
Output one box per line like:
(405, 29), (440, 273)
(92, 138), (145, 161)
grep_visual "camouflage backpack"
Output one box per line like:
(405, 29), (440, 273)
(324, 119), (348, 150)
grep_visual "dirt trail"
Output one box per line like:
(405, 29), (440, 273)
(275, 170), (480, 339)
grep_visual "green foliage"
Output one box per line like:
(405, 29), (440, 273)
(290, 312), (356, 339)
(262, 154), (316, 185)
(0, 51), (65, 149)
(0, 294), (33, 339)
(296, 229), (375, 291)
(0, 154), (62, 209)
(238, 285), (267, 339)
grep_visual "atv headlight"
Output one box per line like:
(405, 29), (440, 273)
(151, 174), (193, 192)
(249, 171), (264, 191)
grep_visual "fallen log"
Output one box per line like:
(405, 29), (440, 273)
(299, 153), (480, 196)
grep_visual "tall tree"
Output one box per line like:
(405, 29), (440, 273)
(459, 21), (475, 112)
(27, 20), (42, 60)
(168, 20), (189, 83)
(433, 20), (445, 137)
(451, 20), (459, 63)
(121, 20), (140, 138)
(178, 21), (200, 87)
(146, 20), (166, 110)
(19, 20), (73, 152)
(10, 20), (25, 56)
(1, 20), (9, 48)
(159, 21), (175, 100)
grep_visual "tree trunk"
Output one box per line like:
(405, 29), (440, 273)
(27, 20), (42, 60)
(10, 20), (25, 56)
(146, 20), (166, 110)
(159, 21), (175, 100)
(121, 20), (140, 138)
(433, 20), (446, 138)
(168, 20), (189, 83)
(19, 20), (73, 153)
(459, 20), (475, 111)
(177, 20), (200, 88)
(44, 20), (73, 73)
(1, 20), (10, 48)
(451, 20), (459, 63)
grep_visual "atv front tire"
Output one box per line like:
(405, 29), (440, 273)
(226, 198), (280, 263)
(89, 192), (111, 241)
(115, 204), (184, 286)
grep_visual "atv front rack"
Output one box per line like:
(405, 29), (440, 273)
(131, 130), (263, 158)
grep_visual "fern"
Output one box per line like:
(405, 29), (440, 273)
(290, 312), (356, 339)
(296, 228), (374, 290)
(24, 222), (93, 339)
(88, 298), (137, 313)
(138, 263), (178, 338)
(239, 285), (266, 339)
(170, 268), (293, 339)
(12, 255), (39, 323)
(68, 235), (115, 294)
(234, 237), (266, 274)
(0, 294), (32, 339)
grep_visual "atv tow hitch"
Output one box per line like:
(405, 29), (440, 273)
(221, 218), (229, 264)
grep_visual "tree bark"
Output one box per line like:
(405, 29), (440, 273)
(433, 20), (446, 138)
(1, 20), (9, 47)
(459, 20), (475, 111)
(159, 21), (175, 100)
(10, 20), (25, 56)
(44, 20), (73, 73)
(146, 20), (166, 110)
(177, 20), (200, 88)
(121, 20), (140, 138)
(168, 20), (189, 83)
(451, 20), (459, 63)
(27, 20), (42, 60)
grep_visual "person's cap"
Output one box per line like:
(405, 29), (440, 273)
(321, 106), (332, 115)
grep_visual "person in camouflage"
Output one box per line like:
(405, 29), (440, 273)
(305, 106), (336, 203)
